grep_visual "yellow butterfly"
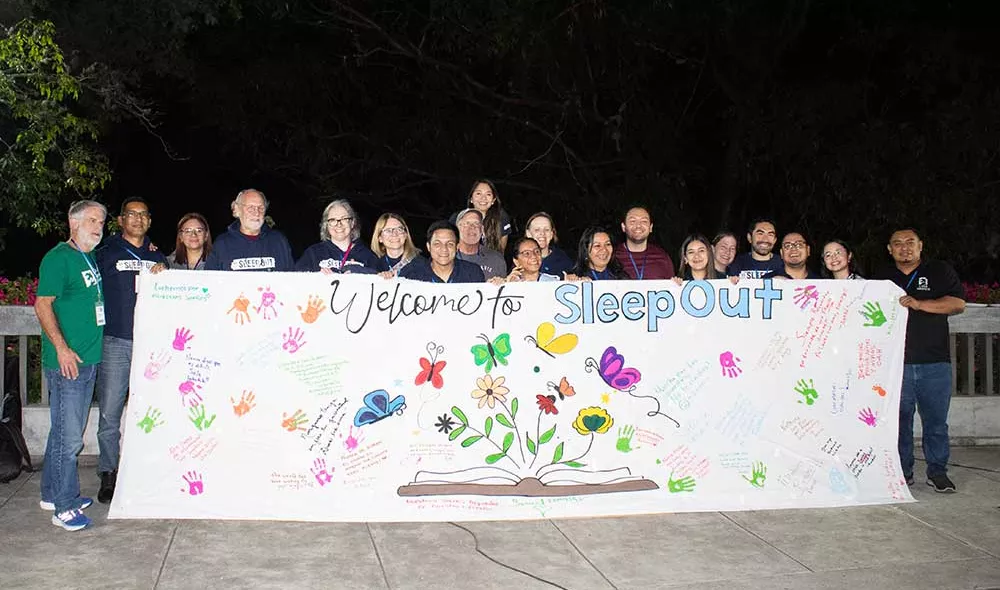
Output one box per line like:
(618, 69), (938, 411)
(524, 322), (579, 358)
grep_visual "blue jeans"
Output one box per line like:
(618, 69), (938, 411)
(41, 365), (97, 512)
(899, 362), (952, 478)
(95, 335), (133, 474)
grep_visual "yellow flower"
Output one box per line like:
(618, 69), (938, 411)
(573, 407), (613, 435)
(471, 374), (509, 409)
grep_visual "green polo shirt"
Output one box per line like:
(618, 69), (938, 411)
(37, 242), (105, 369)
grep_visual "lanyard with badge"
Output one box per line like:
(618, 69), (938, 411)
(71, 239), (105, 326)
(339, 242), (354, 271)
(904, 266), (921, 292)
(626, 249), (649, 280)
(119, 242), (149, 293)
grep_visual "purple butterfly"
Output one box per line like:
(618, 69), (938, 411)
(585, 346), (642, 392)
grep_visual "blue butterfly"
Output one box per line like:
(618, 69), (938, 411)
(353, 389), (406, 427)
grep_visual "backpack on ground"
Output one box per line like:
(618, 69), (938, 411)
(1, 376), (34, 482)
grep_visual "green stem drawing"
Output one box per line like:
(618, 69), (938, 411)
(455, 416), (521, 469)
(497, 398), (525, 464)
(536, 433), (593, 477)
(528, 410), (543, 470)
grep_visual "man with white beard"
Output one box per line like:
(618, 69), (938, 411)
(205, 188), (294, 271)
(34, 200), (108, 531)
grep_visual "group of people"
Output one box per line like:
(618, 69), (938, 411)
(33, 181), (966, 531)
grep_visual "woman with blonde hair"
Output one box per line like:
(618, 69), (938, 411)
(371, 213), (421, 276)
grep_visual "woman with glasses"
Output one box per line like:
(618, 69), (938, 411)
(166, 213), (212, 270)
(371, 213), (421, 277)
(712, 232), (738, 276)
(449, 179), (513, 254)
(296, 199), (380, 273)
(672, 234), (719, 284)
(493, 237), (561, 284)
(821, 239), (863, 279)
(570, 226), (626, 280)
(524, 212), (573, 278)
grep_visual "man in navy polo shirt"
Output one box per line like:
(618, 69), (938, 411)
(727, 217), (785, 279)
(94, 197), (167, 503)
(875, 228), (965, 493)
(205, 188), (294, 271)
(399, 221), (485, 283)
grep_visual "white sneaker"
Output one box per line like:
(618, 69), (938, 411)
(52, 509), (92, 531)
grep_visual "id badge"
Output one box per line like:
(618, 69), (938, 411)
(95, 304), (106, 326)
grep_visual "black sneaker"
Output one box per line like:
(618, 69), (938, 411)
(926, 474), (956, 493)
(905, 474), (914, 486)
(98, 470), (118, 504)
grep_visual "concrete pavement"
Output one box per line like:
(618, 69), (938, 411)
(2, 447), (999, 590)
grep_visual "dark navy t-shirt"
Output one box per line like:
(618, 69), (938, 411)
(95, 234), (166, 340)
(540, 246), (574, 278)
(398, 258), (485, 283)
(726, 253), (785, 279)
(205, 222), (294, 272)
(295, 240), (380, 274)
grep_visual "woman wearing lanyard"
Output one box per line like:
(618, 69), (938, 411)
(296, 199), (380, 274)
(672, 234), (720, 284)
(570, 226), (626, 281)
(371, 213), (421, 277)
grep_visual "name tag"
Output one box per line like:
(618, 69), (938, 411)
(95, 304), (106, 326)
(231, 257), (276, 270)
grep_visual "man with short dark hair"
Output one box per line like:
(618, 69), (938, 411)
(34, 200), (108, 531)
(613, 207), (674, 280)
(455, 208), (506, 279)
(93, 197), (166, 503)
(205, 188), (294, 271)
(875, 228), (965, 493)
(727, 218), (785, 279)
(763, 232), (820, 280)
(399, 221), (485, 283)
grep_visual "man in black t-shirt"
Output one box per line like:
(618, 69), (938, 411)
(875, 228), (965, 493)
(726, 217), (785, 279)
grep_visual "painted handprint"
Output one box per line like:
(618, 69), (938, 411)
(181, 471), (204, 496)
(255, 286), (283, 320)
(143, 350), (171, 380)
(743, 461), (767, 488)
(172, 327), (194, 351)
(282, 409), (309, 432)
(282, 327), (307, 354)
(230, 390), (257, 417)
(667, 472), (696, 493)
(228, 293), (251, 325)
(178, 380), (203, 407)
(861, 301), (887, 327)
(615, 425), (640, 453)
(188, 404), (217, 431)
(297, 295), (326, 324)
(793, 285), (819, 310)
(137, 406), (164, 433)
(794, 378), (819, 405)
(872, 385), (887, 397)
(719, 351), (742, 378)
(858, 407), (879, 427)
(310, 458), (334, 487)
(342, 425), (364, 452)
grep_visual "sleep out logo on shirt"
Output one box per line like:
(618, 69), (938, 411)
(231, 257), (276, 270)
(81, 270), (100, 287)
(115, 260), (157, 272)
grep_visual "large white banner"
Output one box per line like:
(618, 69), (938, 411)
(110, 272), (912, 522)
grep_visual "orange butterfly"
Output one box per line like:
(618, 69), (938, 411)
(545, 377), (576, 402)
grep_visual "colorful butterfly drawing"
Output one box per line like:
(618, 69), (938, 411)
(414, 342), (446, 389)
(470, 333), (512, 373)
(545, 377), (577, 402)
(524, 322), (579, 358)
(585, 346), (642, 392)
(354, 389), (406, 427)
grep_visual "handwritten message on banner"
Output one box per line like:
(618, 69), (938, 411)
(110, 273), (912, 522)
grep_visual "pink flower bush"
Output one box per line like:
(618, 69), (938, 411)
(0, 276), (39, 306)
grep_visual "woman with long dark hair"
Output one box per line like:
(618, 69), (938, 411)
(449, 179), (513, 253)
(821, 239), (863, 279)
(674, 234), (719, 283)
(166, 213), (212, 270)
(571, 226), (626, 280)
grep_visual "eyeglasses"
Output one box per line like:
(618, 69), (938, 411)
(180, 228), (205, 236)
(823, 250), (845, 259)
(242, 204), (266, 214)
(326, 216), (354, 227)
(782, 241), (807, 250)
(458, 221), (482, 229)
(123, 210), (151, 220)
(517, 248), (542, 258)
(381, 227), (407, 236)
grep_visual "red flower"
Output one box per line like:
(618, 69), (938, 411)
(536, 394), (558, 415)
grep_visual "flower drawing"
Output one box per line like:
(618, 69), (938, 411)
(572, 407), (613, 435)
(471, 374), (509, 409)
